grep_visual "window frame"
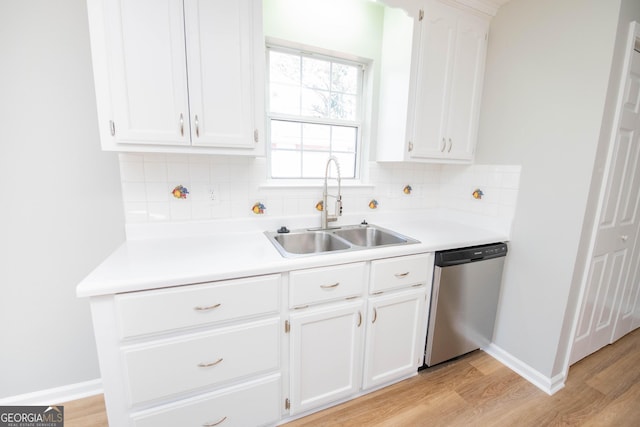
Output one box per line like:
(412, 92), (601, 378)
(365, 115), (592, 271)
(265, 42), (368, 181)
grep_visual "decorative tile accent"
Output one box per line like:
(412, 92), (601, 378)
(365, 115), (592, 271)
(472, 189), (484, 200)
(403, 185), (412, 195)
(171, 185), (189, 199)
(368, 199), (379, 209)
(315, 200), (324, 211)
(252, 202), (266, 214)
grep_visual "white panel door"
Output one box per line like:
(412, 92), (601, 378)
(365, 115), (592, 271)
(184, 0), (255, 148)
(105, 0), (190, 145)
(409, 0), (456, 159)
(289, 300), (364, 415)
(612, 49), (640, 341)
(445, 12), (488, 160)
(571, 48), (640, 364)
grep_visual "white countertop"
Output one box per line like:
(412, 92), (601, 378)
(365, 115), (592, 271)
(76, 210), (510, 297)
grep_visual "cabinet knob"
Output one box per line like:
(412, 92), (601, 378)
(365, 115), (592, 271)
(408, 141), (414, 152)
(179, 113), (184, 137)
(195, 114), (200, 138)
(621, 235), (629, 242)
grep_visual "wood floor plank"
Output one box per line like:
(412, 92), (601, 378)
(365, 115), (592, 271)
(582, 379), (640, 427)
(585, 331), (640, 397)
(58, 394), (107, 427)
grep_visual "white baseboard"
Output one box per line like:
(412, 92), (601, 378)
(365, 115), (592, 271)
(483, 344), (566, 395)
(0, 379), (103, 406)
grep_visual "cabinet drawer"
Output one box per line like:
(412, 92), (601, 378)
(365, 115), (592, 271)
(289, 262), (366, 307)
(123, 318), (280, 405)
(115, 275), (280, 338)
(370, 254), (433, 293)
(132, 375), (280, 427)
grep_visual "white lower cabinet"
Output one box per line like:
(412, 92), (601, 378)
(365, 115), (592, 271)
(90, 254), (433, 426)
(289, 300), (365, 415)
(90, 274), (282, 427)
(363, 287), (427, 390)
(284, 253), (432, 420)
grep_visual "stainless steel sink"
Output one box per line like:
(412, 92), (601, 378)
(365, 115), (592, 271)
(272, 231), (350, 255)
(334, 226), (407, 247)
(265, 224), (419, 258)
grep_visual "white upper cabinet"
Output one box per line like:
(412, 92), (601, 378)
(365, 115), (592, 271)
(87, 0), (265, 155)
(377, 0), (489, 163)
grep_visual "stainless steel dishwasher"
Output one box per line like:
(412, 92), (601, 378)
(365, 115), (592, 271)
(422, 242), (508, 368)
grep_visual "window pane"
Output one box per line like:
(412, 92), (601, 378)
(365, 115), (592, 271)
(302, 57), (330, 90)
(302, 151), (331, 179)
(331, 126), (357, 152)
(271, 120), (301, 150)
(269, 51), (300, 85)
(270, 83), (301, 115)
(271, 150), (302, 178)
(332, 152), (356, 179)
(303, 123), (330, 151)
(332, 63), (359, 95)
(330, 93), (357, 120)
(301, 87), (329, 118)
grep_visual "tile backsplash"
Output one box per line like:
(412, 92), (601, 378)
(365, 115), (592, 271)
(118, 153), (520, 225)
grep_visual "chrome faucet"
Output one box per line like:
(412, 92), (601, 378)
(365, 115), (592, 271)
(321, 156), (342, 229)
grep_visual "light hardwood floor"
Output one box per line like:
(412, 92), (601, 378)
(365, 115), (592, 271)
(59, 327), (640, 426)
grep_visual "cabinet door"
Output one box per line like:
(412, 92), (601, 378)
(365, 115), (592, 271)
(409, 1), (488, 162)
(409, 0), (457, 160)
(363, 288), (426, 390)
(445, 12), (488, 160)
(184, 0), (257, 148)
(104, 0), (190, 145)
(289, 300), (365, 415)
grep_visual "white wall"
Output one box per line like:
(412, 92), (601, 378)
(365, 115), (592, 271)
(0, 0), (125, 399)
(475, 0), (621, 378)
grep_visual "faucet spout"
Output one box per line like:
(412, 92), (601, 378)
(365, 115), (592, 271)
(322, 156), (342, 229)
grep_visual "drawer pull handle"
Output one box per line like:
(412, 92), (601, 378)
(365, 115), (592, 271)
(198, 358), (223, 368)
(320, 282), (340, 289)
(357, 311), (362, 327)
(395, 272), (410, 278)
(194, 303), (221, 311)
(372, 308), (378, 324)
(203, 416), (227, 426)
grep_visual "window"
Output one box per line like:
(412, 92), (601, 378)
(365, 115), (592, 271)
(267, 46), (364, 179)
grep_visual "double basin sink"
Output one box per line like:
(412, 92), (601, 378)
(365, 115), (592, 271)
(265, 224), (419, 258)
